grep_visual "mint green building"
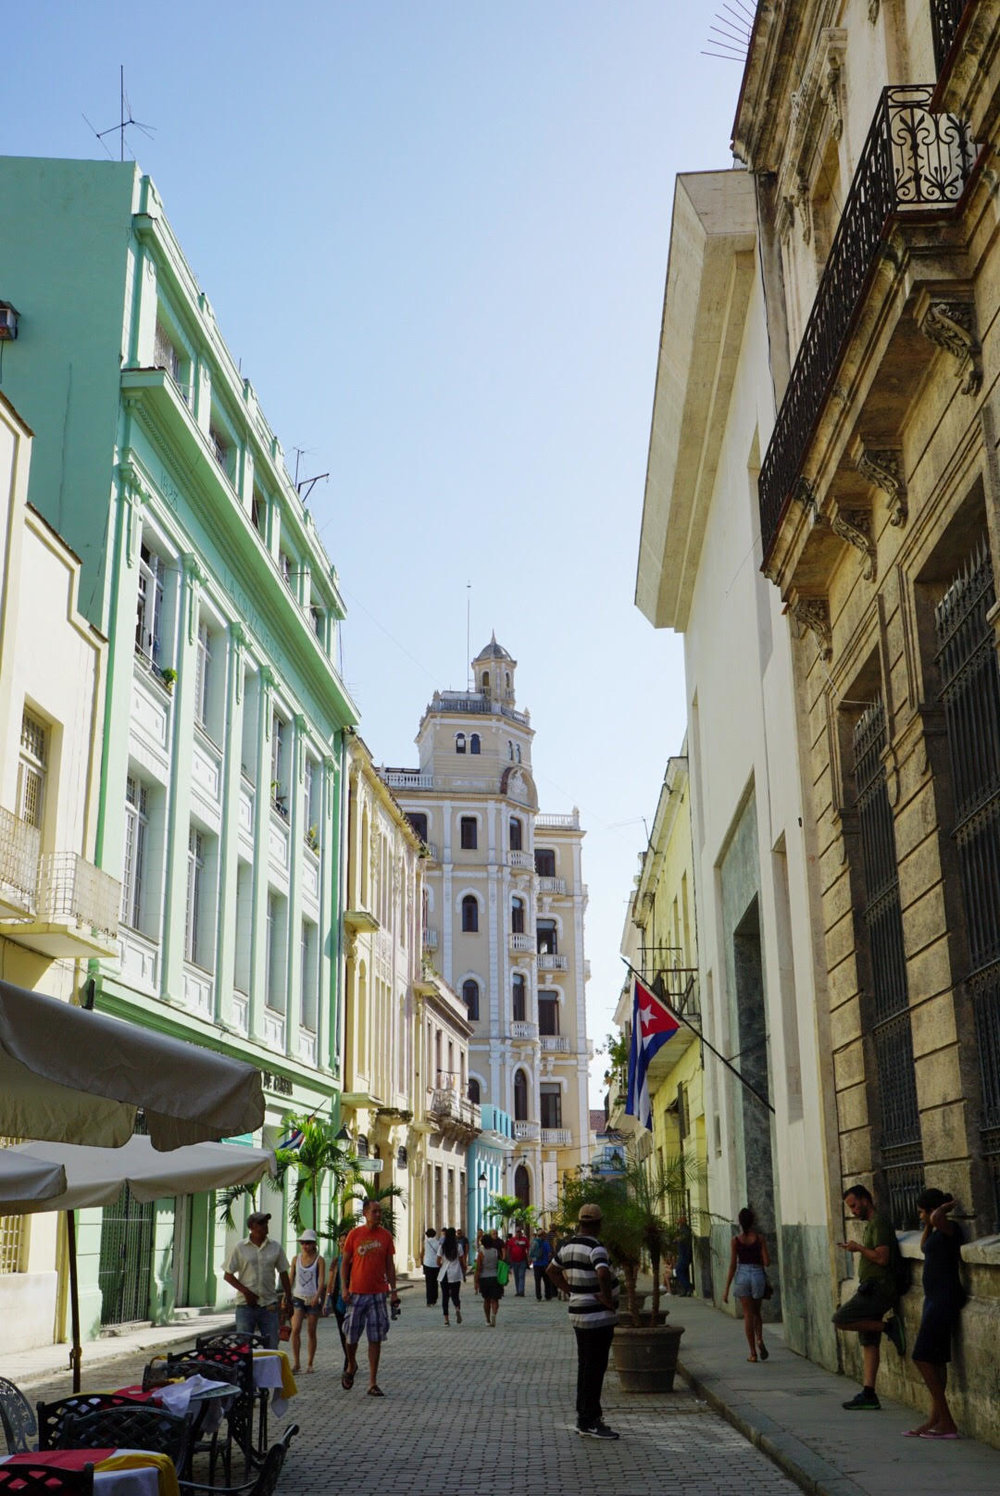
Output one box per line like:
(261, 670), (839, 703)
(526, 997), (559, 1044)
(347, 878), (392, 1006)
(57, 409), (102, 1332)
(0, 157), (357, 1339)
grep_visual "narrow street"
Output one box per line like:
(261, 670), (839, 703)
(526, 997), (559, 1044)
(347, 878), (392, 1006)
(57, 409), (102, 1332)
(24, 1291), (797, 1496)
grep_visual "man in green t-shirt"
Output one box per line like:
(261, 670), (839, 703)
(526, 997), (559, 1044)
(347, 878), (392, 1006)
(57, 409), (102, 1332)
(833, 1184), (905, 1410)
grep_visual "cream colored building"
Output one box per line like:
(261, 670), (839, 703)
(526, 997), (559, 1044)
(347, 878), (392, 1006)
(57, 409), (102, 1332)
(636, 165), (838, 1366)
(411, 968), (478, 1236)
(0, 391), (116, 1348)
(613, 753), (708, 1287)
(728, 0), (1000, 1442)
(341, 731), (428, 1271)
(383, 639), (590, 1214)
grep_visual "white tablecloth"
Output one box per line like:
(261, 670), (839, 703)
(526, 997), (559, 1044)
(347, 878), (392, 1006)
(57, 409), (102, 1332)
(252, 1349), (295, 1416)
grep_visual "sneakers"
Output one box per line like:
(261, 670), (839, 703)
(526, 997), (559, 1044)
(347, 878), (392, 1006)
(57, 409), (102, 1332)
(578, 1423), (620, 1440)
(456, 1309), (462, 1324)
(884, 1313), (906, 1357)
(843, 1389), (881, 1411)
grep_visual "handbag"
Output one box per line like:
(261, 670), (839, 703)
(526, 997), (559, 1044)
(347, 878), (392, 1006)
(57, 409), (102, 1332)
(762, 1277), (774, 1300)
(495, 1259), (510, 1287)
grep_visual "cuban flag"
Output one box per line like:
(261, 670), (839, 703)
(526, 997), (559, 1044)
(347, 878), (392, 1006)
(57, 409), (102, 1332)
(625, 977), (680, 1130)
(276, 1124), (305, 1153)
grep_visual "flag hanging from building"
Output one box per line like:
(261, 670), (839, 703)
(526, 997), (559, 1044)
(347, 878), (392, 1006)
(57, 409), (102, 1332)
(625, 977), (680, 1131)
(276, 1124), (305, 1153)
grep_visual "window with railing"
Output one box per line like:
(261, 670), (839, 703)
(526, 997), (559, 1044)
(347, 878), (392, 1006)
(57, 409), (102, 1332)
(853, 698), (923, 1225)
(932, 0), (973, 75)
(935, 535), (1000, 1223)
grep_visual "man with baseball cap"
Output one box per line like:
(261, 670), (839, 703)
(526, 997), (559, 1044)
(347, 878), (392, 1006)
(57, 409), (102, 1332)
(223, 1210), (293, 1348)
(547, 1203), (620, 1439)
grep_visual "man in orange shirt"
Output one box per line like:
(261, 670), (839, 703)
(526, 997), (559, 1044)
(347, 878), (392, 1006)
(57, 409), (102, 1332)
(340, 1199), (399, 1396)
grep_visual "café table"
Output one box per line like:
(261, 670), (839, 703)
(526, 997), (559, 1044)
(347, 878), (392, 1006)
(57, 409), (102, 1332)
(0, 1447), (179, 1496)
(250, 1350), (297, 1418)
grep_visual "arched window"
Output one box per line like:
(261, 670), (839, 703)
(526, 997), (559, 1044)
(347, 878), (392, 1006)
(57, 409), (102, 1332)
(508, 741), (514, 760)
(513, 1068), (528, 1121)
(461, 894), (479, 933)
(462, 978), (480, 1020)
(468, 1077), (481, 1104)
(482, 671), (490, 690)
(455, 732), (466, 754)
(537, 918), (557, 955)
(514, 1162), (530, 1207)
(509, 817), (522, 851)
(511, 896), (525, 934)
(512, 973), (526, 1021)
(470, 733), (481, 755)
(515, 743), (521, 763)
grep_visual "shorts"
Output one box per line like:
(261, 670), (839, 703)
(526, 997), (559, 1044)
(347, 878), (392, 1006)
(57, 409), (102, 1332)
(478, 1277), (504, 1299)
(912, 1297), (961, 1365)
(833, 1279), (896, 1347)
(732, 1265), (766, 1301)
(343, 1292), (390, 1344)
(291, 1296), (322, 1315)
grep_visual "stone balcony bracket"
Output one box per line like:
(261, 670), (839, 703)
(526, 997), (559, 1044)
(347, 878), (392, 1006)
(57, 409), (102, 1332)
(787, 594), (833, 661)
(914, 287), (982, 395)
(851, 439), (908, 527)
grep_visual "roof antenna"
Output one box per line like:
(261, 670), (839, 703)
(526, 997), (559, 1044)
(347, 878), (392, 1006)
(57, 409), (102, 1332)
(466, 582), (472, 690)
(83, 66), (157, 160)
(293, 447), (329, 506)
(703, 1), (755, 62)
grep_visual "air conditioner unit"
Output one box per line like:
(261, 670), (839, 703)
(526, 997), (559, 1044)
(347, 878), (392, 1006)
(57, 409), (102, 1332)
(0, 302), (19, 341)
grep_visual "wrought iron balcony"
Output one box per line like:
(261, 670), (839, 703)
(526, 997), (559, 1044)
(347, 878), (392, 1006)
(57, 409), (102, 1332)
(932, 0), (974, 75)
(758, 86), (976, 566)
(0, 805), (40, 916)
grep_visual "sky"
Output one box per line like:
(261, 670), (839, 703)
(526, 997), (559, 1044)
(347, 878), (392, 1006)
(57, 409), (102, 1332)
(3, 2), (745, 1102)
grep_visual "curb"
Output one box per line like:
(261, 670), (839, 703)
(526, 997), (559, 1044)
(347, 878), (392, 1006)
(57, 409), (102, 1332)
(676, 1356), (869, 1496)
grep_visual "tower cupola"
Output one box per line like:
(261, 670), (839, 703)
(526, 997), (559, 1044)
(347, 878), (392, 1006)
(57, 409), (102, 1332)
(472, 633), (516, 705)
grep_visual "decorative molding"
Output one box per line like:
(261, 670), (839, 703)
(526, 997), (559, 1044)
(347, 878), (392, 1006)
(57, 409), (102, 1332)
(831, 506), (877, 580)
(855, 444), (907, 526)
(793, 474), (818, 513)
(117, 461), (147, 568)
(776, 27), (847, 233)
(868, 0), (880, 23)
(790, 596), (833, 659)
(917, 297), (982, 395)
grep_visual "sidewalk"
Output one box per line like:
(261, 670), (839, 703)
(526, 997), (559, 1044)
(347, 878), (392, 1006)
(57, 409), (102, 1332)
(4, 1310), (234, 1391)
(674, 1295), (999, 1495)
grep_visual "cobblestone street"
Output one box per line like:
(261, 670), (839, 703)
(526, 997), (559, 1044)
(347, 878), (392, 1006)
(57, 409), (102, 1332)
(25, 1290), (797, 1496)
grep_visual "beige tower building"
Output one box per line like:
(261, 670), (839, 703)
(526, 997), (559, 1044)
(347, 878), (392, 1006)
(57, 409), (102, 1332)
(383, 638), (590, 1213)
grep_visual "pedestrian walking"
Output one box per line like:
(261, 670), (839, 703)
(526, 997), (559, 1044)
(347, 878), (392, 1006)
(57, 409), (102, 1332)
(422, 1228), (442, 1306)
(474, 1231), (504, 1326)
(833, 1183), (905, 1410)
(288, 1229), (325, 1374)
(222, 1211), (292, 1350)
(672, 1214), (694, 1296)
(340, 1199), (400, 1397)
(529, 1229), (553, 1299)
(722, 1207), (770, 1363)
(907, 1189), (966, 1439)
(437, 1226), (466, 1325)
(506, 1222), (530, 1296)
(324, 1236), (350, 1375)
(546, 1202), (620, 1440)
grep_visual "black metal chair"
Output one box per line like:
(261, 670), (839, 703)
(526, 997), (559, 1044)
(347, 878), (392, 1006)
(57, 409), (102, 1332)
(0, 1464), (95, 1494)
(160, 1356), (243, 1484)
(179, 1424), (298, 1496)
(36, 1396), (142, 1452)
(167, 1351), (256, 1477)
(0, 1376), (38, 1454)
(195, 1330), (263, 1354)
(60, 1405), (189, 1471)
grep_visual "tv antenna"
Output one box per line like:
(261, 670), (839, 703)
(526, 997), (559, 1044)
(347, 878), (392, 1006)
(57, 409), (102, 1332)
(293, 447), (330, 505)
(83, 66), (157, 161)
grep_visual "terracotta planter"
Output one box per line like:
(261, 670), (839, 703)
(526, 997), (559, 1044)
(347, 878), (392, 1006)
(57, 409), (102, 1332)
(612, 1321), (685, 1393)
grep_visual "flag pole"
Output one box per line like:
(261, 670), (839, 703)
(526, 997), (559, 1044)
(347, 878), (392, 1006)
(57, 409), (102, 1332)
(621, 958), (775, 1116)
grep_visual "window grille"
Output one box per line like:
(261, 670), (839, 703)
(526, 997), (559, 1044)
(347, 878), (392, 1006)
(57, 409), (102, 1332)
(936, 538), (1000, 1221)
(852, 698), (922, 1217)
(17, 710), (47, 829)
(121, 776), (148, 929)
(0, 1138), (27, 1275)
(882, 1152), (925, 1232)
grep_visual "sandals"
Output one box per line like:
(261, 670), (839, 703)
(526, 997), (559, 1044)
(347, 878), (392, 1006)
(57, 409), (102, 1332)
(341, 1371), (355, 1390)
(367, 1384), (385, 1397)
(758, 1344), (769, 1361)
(747, 1355), (758, 1363)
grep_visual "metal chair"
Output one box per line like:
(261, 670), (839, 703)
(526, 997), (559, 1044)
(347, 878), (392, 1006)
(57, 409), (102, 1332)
(167, 1351), (256, 1477)
(60, 1405), (190, 1471)
(36, 1395), (142, 1452)
(0, 1376), (38, 1454)
(179, 1424), (298, 1496)
(161, 1356), (243, 1484)
(195, 1330), (264, 1354)
(0, 1464), (95, 1494)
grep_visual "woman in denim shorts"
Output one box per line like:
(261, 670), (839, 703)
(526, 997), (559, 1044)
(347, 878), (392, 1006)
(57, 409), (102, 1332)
(722, 1207), (771, 1362)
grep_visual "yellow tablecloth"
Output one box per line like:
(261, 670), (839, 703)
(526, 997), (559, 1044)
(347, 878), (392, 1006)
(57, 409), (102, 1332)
(252, 1348), (298, 1402)
(98, 1450), (179, 1496)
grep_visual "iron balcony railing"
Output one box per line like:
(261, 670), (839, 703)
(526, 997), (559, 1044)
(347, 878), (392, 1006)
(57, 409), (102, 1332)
(932, 0), (974, 76)
(37, 852), (121, 942)
(759, 85), (976, 564)
(0, 806), (40, 913)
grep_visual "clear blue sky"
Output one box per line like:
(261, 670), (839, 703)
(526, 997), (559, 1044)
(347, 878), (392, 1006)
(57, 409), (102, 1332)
(4, 2), (743, 1102)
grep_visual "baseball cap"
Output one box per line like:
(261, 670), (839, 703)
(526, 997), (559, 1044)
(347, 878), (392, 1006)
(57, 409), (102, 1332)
(298, 1228), (318, 1242)
(578, 1203), (603, 1222)
(247, 1211), (271, 1226)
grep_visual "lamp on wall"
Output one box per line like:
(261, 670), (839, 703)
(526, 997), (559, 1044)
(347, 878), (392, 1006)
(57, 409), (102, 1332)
(478, 1171), (488, 1184)
(335, 1125), (351, 1143)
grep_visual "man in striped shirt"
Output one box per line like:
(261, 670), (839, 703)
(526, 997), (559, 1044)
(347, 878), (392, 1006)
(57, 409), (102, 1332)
(547, 1202), (620, 1439)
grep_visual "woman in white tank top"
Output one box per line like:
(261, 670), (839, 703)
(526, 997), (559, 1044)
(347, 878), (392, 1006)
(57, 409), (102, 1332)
(289, 1229), (326, 1373)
